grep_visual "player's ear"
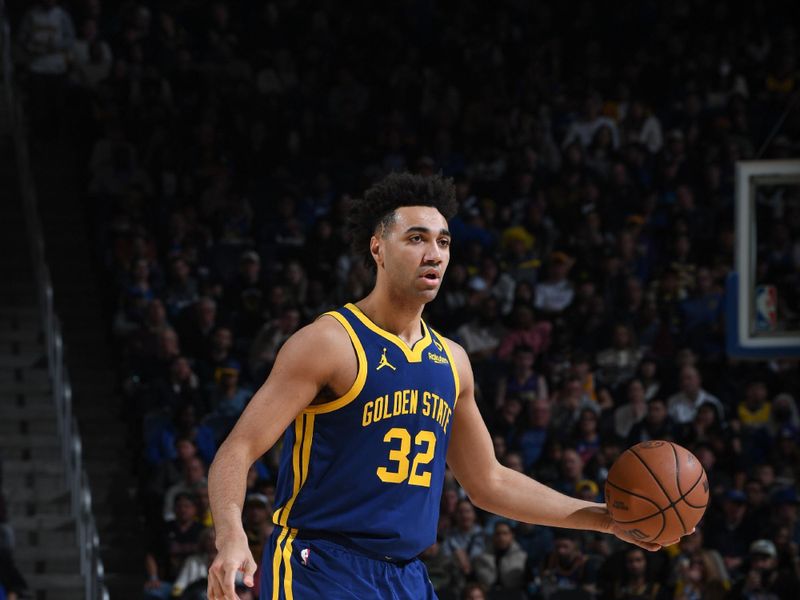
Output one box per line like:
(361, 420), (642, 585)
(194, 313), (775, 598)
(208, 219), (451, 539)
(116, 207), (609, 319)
(370, 235), (383, 268)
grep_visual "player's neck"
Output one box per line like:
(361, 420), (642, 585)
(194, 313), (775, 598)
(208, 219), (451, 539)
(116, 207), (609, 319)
(356, 288), (425, 346)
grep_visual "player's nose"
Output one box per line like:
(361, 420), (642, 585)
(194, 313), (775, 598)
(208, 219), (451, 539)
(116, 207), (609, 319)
(423, 242), (444, 264)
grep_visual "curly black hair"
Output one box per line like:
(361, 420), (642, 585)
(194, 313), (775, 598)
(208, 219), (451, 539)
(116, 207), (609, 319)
(348, 171), (458, 270)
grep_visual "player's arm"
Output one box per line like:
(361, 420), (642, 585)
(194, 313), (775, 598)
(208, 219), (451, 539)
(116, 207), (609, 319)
(207, 316), (349, 599)
(444, 340), (664, 551)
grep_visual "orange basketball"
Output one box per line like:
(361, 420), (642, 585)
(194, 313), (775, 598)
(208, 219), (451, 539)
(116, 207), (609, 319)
(605, 440), (709, 545)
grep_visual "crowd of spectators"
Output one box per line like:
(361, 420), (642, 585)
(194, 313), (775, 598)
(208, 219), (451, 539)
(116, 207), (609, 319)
(12, 0), (800, 598)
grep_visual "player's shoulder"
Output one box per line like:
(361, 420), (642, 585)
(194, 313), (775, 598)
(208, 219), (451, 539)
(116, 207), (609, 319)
(278, 311), (355, 365)
(434, 334), (471, 374)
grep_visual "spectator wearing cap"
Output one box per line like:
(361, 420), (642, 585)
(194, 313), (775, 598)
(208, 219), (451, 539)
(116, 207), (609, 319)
(728, 539), (799, 599)
(472, 521), (528, 598)
(500, 225), (540, 287)
(206, 359), (251, 418)
(705, 489), (757, 577)
(666, 366), (725, 426)
(534, 252), (575, 315)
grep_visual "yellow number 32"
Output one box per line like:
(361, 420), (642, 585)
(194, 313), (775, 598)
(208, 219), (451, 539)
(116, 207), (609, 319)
(376, 428), (436, 487)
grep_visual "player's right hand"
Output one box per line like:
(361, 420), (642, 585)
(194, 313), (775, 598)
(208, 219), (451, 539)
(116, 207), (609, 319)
(207, 532), (257, 600)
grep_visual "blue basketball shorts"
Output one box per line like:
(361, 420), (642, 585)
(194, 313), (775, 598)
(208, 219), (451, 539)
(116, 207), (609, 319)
(260, 526), (438, 599)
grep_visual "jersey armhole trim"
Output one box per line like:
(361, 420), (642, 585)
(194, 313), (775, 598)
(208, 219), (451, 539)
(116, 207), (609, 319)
(433, 330), (461, 408)
(304, 311), (367, 414)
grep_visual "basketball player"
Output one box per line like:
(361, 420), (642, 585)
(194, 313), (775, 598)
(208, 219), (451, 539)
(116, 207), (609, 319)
(207, 173), (680, 600)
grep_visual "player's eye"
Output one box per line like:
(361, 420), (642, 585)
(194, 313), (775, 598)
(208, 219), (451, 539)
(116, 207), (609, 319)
(438, 238), (451, 248)
(409, 235), (422, 243)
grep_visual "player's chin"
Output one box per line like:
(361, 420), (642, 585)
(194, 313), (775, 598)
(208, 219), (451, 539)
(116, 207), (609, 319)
(414, 286), (441, 302)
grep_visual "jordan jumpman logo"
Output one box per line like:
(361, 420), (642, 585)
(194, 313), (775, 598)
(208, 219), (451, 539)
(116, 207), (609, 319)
(376, 347), (396, 371)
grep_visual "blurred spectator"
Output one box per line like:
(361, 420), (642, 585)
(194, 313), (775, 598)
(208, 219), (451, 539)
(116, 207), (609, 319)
(421, 536), (464, 600)
(497, 305), (552, 361)
(242, 493), (273, 576)
(614, 379), (648, 440)
(473, 521), (528, 598)
(460, 582), (488, 600)
(705, 489), (757, 577)
(535, 529), (597, 598)
(600, 546), (667, 600)
(144, 492), (205, 599)
(248, 306), (301, 381)
(170, 527), (216, 598)
(515, 398), (553, 471)
(627, 398), (675, 444)
(442, 500), (485, 580)
(494, 345), (548, 408)
(666, 366), (725, 426)
(534, 252), (576, 315)
(595, 324), (643, 390)
(206, 359), (251, 418)
(163, 456), (207, 522)
(728, 539), (799, 599)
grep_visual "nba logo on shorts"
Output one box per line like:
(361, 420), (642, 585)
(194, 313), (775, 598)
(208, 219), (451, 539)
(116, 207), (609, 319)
(755, 285), (777, 332)
(300, 548), (311, 566)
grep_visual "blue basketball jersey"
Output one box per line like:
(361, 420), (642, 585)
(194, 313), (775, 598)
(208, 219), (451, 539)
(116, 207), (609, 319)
(270, 303), (460, 561)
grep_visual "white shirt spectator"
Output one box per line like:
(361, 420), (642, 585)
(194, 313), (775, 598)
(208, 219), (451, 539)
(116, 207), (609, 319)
(18, 2), (76, 75)
(562, 115), (620, 149)
(535, 279), (574, 313)
(667, 389), (724, 425)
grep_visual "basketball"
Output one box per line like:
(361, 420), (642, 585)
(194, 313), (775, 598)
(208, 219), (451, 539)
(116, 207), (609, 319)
(605, 440), (709, 545)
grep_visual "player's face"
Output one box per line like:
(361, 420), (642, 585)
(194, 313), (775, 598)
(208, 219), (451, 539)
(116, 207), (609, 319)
(373, 206), (451, 302)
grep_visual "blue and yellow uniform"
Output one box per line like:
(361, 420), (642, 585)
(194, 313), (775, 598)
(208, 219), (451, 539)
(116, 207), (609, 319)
(261, 303), (460, 599)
